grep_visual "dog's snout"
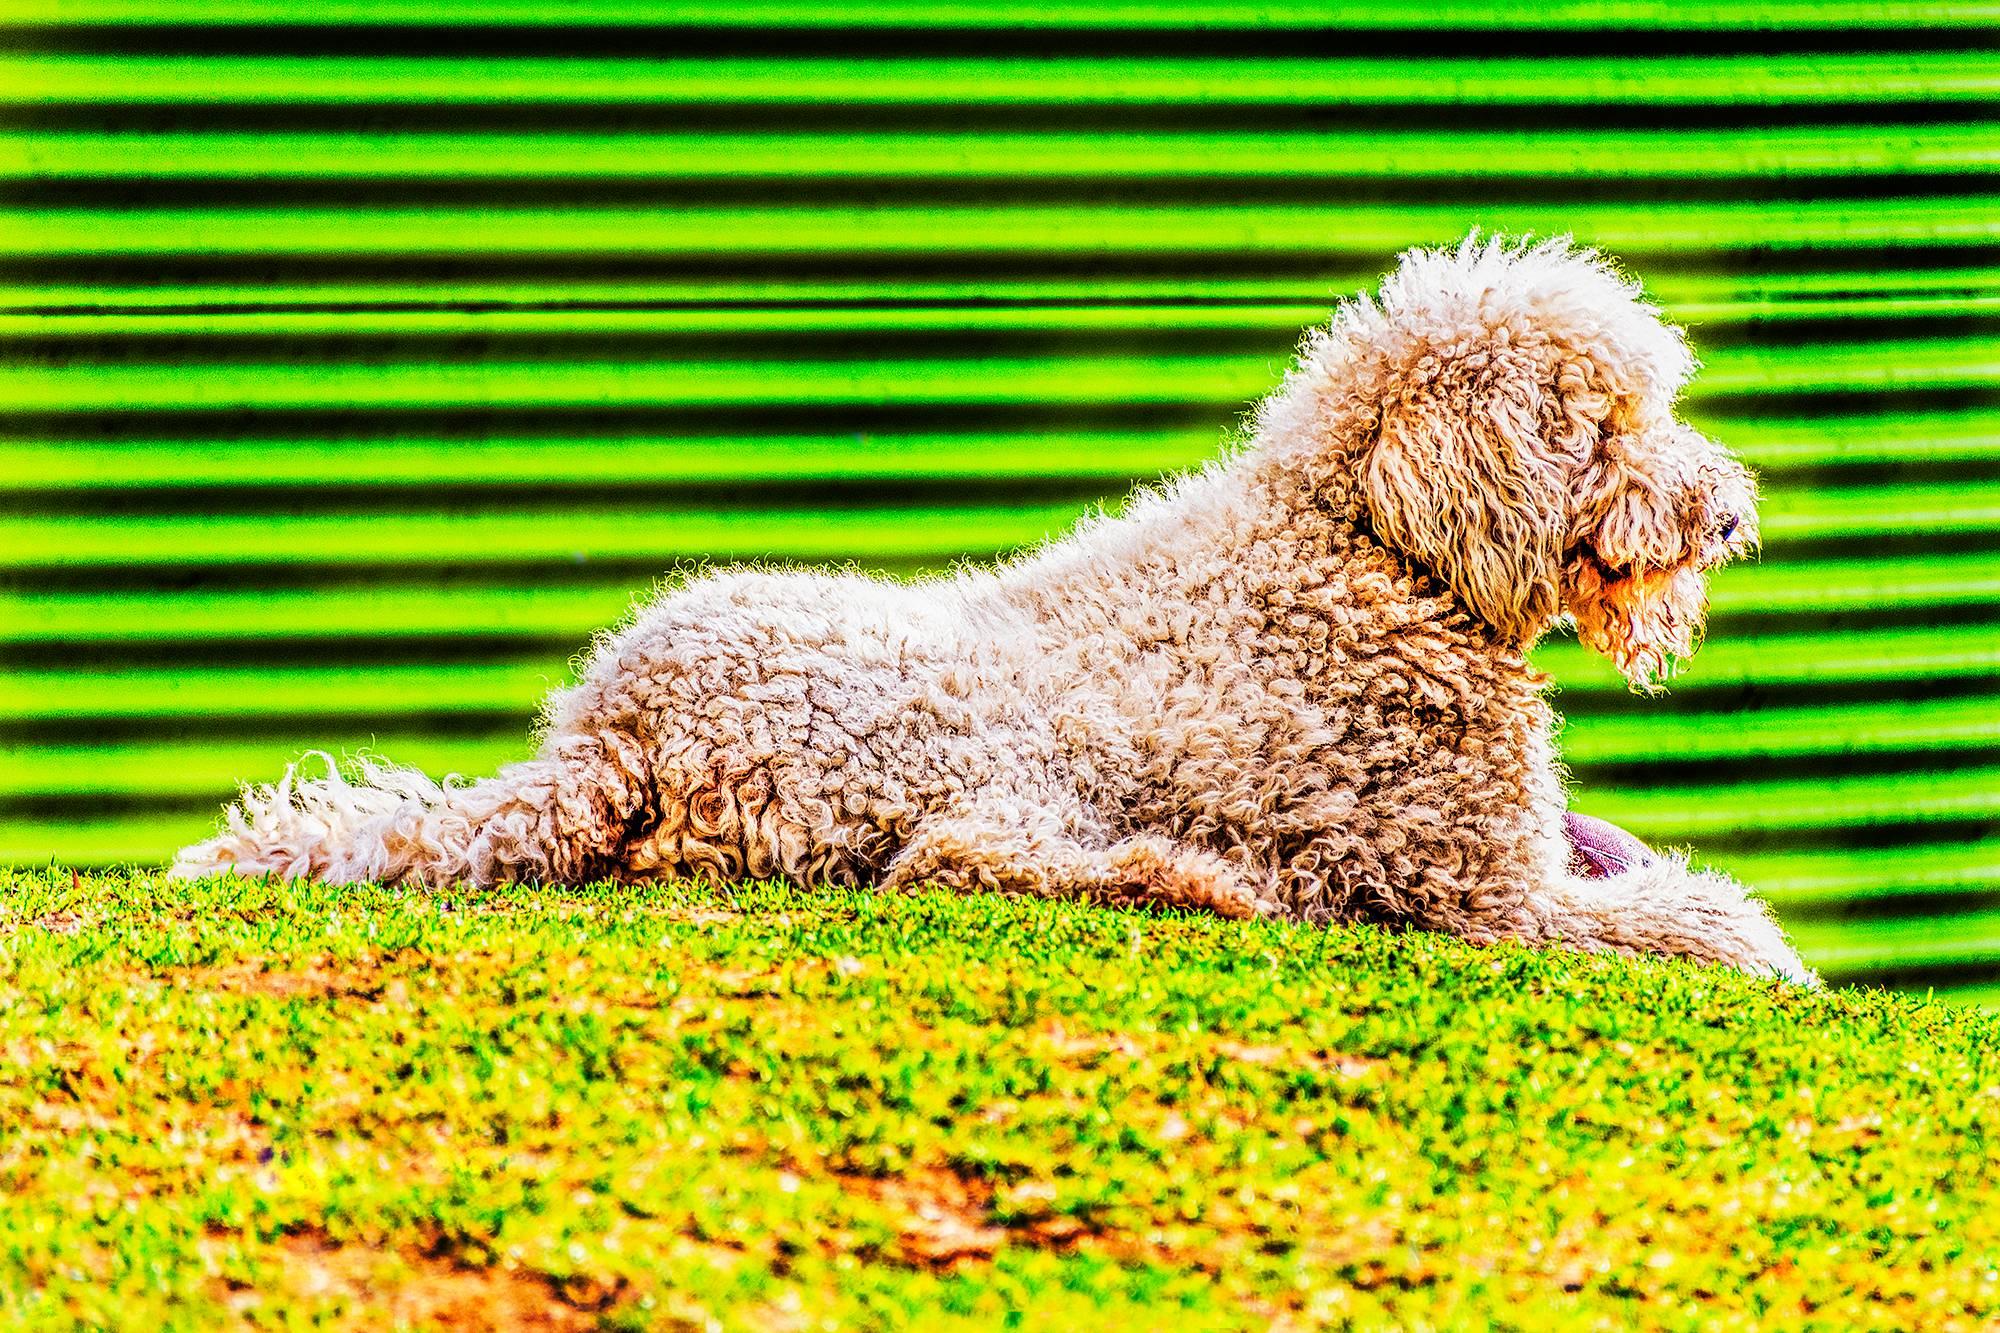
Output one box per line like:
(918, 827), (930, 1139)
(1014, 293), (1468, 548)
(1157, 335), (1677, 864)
(1718, 512), (1739, 542)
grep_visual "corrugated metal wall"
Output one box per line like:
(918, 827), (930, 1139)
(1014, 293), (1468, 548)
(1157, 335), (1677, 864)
(4, 2), (1996, 994)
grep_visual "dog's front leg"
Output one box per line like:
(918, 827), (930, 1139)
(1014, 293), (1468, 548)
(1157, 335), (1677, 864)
(1521, 856), (1817, 985)
(882, 804), (1277, 919)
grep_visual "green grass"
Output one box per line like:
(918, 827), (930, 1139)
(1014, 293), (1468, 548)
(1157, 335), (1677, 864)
(4, 870), (1998, 1330)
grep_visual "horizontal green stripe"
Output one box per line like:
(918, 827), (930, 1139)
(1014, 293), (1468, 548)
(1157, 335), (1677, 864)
(3, 624), (1992, 722)
(6, 697), (1990, 797)
(0, 355), (1272, 413)
(0, 503), (1099, 568)
(0, 815), (209, 867)
(1719, 840), (2000, 907)
(3, 306), (1343, 337)
(15, 292), (2000, 329)
(1669, 266), (2000, 306)
(1759, 482), (2000, 539)
(1792, 907), (2000, 977)
(1672, 269), (2000, 321)
(1538, 626), (2000, 691)
(0, 661), (564, 722)
(1562, 695), (2000, 765)
(0, 582), (650, 643)
(7, 200), (1995, 259)
(0, 432), (1228, 490)
(5, 559), (1995, 644)
(13, 268), (2000, 319)
(1575, 766), (2000, 837)
(0, 736), (529, 798)
(1698, 342), (2000, 397)
(1710, 554), (2000, 613)
(6, 769), (1994, 871)
(5, 484), (1994, 570)
(11, 288), (2000, 338)
(1932, 983), (2000, 1008)
(8, 341), (1994, 413)
(19, 126), (2000, 181)
(1721, 411), (2000, 469)
(7, 421), (1993, 493)
(13, 54), (2000, 107)
(7, 0), (1994, 30)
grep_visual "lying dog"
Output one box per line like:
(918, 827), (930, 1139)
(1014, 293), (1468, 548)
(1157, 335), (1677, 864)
(173, 235), (1813, 983)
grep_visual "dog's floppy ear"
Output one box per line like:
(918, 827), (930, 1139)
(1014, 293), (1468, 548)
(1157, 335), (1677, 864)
(1360, 356), (1571, 642)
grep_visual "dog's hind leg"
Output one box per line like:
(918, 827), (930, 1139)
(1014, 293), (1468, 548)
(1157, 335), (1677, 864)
(170, 732), (655, 889)
(881, 803), (1279, 920)
(1519, 856), (1817, 985)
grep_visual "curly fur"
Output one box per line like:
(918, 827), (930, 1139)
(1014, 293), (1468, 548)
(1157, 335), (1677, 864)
(173, 235), (1813, 984)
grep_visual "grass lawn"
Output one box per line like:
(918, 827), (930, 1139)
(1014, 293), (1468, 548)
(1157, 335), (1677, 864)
(2, 870), (1996, 1331)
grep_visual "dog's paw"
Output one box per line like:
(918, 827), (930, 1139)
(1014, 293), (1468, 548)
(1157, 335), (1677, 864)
(1732, 916), (1820, 988)
(1108, 839), (1274, 921)
(168, 826), (319, 885)
(165, 839), (245, 883)
(1650, 859), (1819, 987)
(167, 832), (289, 883)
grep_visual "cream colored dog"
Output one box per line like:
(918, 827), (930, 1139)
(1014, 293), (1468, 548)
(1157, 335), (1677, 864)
(174, 235), (1813, 983)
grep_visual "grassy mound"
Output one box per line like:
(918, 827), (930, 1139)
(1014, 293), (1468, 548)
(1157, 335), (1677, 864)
(2, 870), (1996, 1331)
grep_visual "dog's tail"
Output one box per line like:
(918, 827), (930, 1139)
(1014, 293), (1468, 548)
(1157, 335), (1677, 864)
(169, 739), (651, 888)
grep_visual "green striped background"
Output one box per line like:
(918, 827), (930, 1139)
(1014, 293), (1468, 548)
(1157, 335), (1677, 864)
(4, 3), (1996, 994)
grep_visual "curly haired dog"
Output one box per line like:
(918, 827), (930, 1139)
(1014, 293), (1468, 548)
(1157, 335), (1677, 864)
(173, 235), (1813, 983)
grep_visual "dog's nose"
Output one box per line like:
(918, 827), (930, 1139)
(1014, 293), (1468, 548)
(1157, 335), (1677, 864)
(1718, 513), (1740, 541)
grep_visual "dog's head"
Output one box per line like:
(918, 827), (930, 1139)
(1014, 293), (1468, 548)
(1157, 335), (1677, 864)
(1273, 235), (1756, 691)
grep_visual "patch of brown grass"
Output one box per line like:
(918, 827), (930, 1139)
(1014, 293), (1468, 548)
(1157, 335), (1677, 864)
(210, 1227), (628, 1331)
(862, 1168), (1012, 1266)
(172, 955), (393, 1002)
(1213, 1038), (1387, 1079)
(1031, 1021), (1384, 1080)
(837, 1163), (1187, 1273)
(1031, 1019), (1149, 1063)
(0, 908), (89, 936)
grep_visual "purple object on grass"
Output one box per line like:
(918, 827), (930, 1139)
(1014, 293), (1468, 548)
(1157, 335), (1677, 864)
(1564, 812), (1656, 879)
